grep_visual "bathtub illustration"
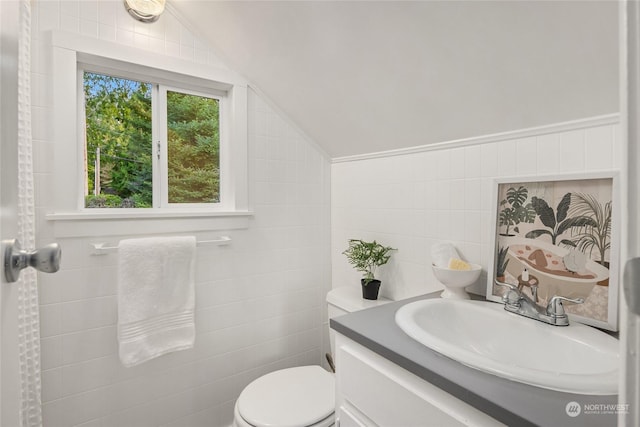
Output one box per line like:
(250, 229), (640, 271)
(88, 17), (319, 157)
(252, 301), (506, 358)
(502, 238), (609, 302)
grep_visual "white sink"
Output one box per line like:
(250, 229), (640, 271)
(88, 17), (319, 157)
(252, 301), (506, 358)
(395, 299), (619, 395)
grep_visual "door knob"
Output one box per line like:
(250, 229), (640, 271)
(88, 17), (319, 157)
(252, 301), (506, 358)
(3, 239), (61, 283)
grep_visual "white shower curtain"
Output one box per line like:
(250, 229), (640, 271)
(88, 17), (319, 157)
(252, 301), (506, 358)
(17, 0), (42, 425)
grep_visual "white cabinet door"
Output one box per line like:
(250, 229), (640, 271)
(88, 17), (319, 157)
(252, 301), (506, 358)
(337, 406), (371, 427)
(335, 334), (504, 427)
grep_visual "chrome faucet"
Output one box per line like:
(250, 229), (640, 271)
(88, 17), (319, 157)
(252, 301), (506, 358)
(495, 280), (584, 326)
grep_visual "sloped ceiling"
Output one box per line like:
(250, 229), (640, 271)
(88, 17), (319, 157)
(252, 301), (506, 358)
(171, 1), (619, 158)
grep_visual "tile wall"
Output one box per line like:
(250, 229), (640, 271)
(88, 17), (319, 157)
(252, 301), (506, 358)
(331, 122), (621, 301)
(32, 1), (331, 426)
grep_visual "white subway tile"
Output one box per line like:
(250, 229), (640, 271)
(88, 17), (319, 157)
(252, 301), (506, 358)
(38, 0), (60, 32)
(165, 40), (181, 57)
(480, 143), (498, 177)
(116, 28), (134, 45)
(80, 19), (99, 38)
(61, 297), (117, 334)
(585, 125), (614, 170)
(77, 419), (102, 427)
(38, 272), (62, 304)
(39, 303), (62, 338)
(559, 129), (586, 172)
(133, 32), (151, 50)
(41, 368), (63, 403)
(423, 151), (438, 182)
(613, 124), (624, 169)
(464, 145), (482, 178)
(435, 180), (451, 210)
(435, 149), (452, 180)
(424, 210), (438, 239)
(436, 211), (452, 240)
(62, 356), (115, 397)
(60, 1), (79, 18)
(79, 0), (98, 22)
(464, 211), (482, 244)
(42, 399), (69, 427)
(102, 402), (158, 427)
(536, 134), (560, 174)
(464, 179), (482, 211)
(134, 20), (151, 36)
(449, 147), (466, 179)
(98, 23), (117, 42)
(41, 336), (64, 370)
(516, 137), (537, 175)
(413, 182), (427, 210)
(116, 3), (136, 32)
(98, 0), (117, 26)
(62, 326), (117, 365)
(180, 45), (195, 61)
(497, 140), (517, 177)
(449, 211), (465, 242)
(450, 179), (465, 211)
(180, 27), (195, 47)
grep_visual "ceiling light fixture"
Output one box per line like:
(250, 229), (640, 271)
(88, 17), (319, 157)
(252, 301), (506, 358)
(124, 0), (166, 23)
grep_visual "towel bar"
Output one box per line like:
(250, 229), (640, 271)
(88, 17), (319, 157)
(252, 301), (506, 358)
(90, 236), (231, 255)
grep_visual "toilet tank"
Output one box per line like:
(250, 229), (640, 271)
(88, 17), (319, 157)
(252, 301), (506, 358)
(326, 286), (392, 358)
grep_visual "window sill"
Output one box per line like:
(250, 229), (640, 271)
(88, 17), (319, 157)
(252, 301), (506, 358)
(46, 210), (253, 238)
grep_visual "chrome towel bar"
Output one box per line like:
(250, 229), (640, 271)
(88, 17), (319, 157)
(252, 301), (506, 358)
(90, 236), (231, 255)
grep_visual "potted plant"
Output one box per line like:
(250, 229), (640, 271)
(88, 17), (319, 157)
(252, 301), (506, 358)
(342, 239), (396, 300)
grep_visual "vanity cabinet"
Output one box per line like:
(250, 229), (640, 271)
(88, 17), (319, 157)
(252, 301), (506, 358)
(334, 333), (505, 427)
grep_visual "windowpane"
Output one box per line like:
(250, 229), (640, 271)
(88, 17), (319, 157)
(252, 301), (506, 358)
(83, 72), (153, 208)
(166, 91), (220, 204)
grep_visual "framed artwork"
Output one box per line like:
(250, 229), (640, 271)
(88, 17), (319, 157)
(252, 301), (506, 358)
(487, 172), (620, 331)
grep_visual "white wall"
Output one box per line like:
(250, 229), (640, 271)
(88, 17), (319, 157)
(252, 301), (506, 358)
(31, 1), (331, 426)
(332, 119), (622, 301)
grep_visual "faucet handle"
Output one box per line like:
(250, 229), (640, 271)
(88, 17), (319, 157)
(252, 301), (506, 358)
(495, 280), (518, 291)
(546, 295), (585, 317)
(495, 280), (521, 306)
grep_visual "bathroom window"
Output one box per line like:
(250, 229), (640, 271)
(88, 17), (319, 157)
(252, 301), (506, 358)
(82, 71), (222, 209)
(49, 34), (250, 236)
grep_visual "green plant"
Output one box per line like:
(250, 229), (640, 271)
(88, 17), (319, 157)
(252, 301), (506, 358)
(85, 194), (123, 208)
(342, 239), (396, 285)
(130, 194), (152, 208)
(567, 193), (611, 267)
(525, 193), (593, 246)
(496, 245), (510, 278)
(498, 186), (536, 236)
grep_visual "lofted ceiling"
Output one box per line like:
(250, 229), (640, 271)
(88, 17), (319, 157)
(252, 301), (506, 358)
(171, 1), (619, 158)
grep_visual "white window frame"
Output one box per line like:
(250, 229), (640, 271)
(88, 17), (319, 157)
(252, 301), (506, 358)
(157, 85), (225, 208)
(47, 31), (250, 237)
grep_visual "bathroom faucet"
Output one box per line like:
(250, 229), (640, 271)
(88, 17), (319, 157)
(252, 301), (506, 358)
(495, 280), (584, 326)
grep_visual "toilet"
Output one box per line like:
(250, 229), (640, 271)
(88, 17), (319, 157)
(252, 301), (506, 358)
(233, 286), (392, 427)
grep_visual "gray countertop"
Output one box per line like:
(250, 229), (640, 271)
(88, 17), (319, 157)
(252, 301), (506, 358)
(330, 292), (618, 427)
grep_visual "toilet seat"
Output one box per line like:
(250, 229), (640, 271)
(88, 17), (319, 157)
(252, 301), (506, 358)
(235, 366), (335, 427)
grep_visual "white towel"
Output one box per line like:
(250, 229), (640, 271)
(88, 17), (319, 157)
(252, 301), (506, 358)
(117, 236), (196, 367)
(431, 242), (461, 268)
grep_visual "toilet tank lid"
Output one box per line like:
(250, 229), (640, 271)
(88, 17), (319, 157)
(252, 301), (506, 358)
(326, 286), (392, 313)
(237, 366), (334, 427)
